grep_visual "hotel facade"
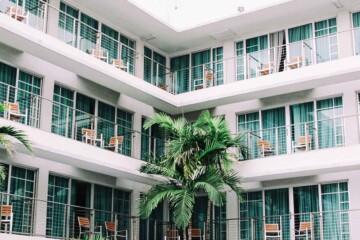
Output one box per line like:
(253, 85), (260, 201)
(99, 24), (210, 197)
(0, 0), (360, 239)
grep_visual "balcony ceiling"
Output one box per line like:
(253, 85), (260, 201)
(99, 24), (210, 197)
(74, 0), (358, 54)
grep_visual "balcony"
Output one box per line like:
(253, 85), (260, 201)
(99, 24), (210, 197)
(0, 0), (359, 97)
(0, 191), (358, 240)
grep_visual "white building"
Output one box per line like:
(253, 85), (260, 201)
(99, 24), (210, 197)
(0, 0), (359, 239)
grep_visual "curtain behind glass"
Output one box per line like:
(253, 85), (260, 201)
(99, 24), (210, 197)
(293, 185), (320, 239)
(193, 196), (208, 235)
(236, 41), (245, 80)
(246, 35), (268, 78)
(97, 101), (115, 145)
(141, 117), (150, 161)
(270, 30), (286, 72)
(58, 2), (78, 46)
(144, 47), (153, 84)
(94, 185), (112, 236)
(191, 50), (211, 90)
(46, 175), (69, 238)
(212, 47), (224, 86)
(288, 24), (313, 62)
(315, 18), (338, 63)
(10, 166), (35, 234)
(102, 24), (119, 63)
(0, 62), (17, 110)
(290, 102), (314, 150)
(75, 93), (95, 141)
(117, 109), (133, 156)
(238, 112), (260, 159)
(321, 183), (349, 240)
(240, 192), (263, 240)
(120, 35), (136, 74)
(261, 107), (286, 154)
(316, 97), (343, 149)
(171, 55), (190, 94)
(265, 189), (290, 240)
(80, 13), (98, 53)
(353, 12), (360, 55)
(113, 190), (131, 238)
(52, 85), (74, 138)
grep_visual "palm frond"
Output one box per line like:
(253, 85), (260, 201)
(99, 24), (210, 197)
(170, 189), (196, 229)
(0, 126), (33, 155)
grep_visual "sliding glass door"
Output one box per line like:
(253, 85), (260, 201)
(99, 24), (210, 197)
(315, 18), (338, 63)
(240, 192), (263, 240)
(97, 101), (115, 146)
(52, 85), (74, 138)
(58, 2), (79, 46)
(192, 50), (211, 90)
(353, 12), (360, 55)
(246, 35), (268, 78)
(238, 112), (260, 159)
(170, 55), (189, 94)
(288, 23), (313, 66)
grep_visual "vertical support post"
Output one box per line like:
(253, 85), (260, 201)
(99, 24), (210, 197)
(275, 127), (279, 155)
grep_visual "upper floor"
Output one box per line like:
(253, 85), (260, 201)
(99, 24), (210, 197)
(1, 0), (360, 115)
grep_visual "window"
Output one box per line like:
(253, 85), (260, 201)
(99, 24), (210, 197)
(120, 34), (136, 74)
(0, 62), (42, 127)
(80, 13), (99, 53)
(239, 192), (263, 240)
(353, 12), (360, 55)
(58, 2), (79, 46)
(170, 54), (190, 94)
(315, 18), (338, 62)
(97, 101), (116, 146)
(52, 85), (74, 138)
(144, 47), (167, 87)
(140, 117), (165, 161)
(117, 109), (133, 156)
(316, 97), (343, 149)
(75, 93), (96, 141)
(101, 24), (119, 63)
(235, 41), (245, 81)
(238, 112), (260, 159)
(0, 165), (36, 234)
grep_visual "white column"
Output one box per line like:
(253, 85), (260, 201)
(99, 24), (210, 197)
(34, 168), (49, 236)
(343, 90), (359, 146)
(226, 191), (239, 240)
(132, 111), (143, 160)
(337, 10), (354, 59)
(348, 174), (360, 239)
(131, 189), (140, 240)
(39, 76), (55, 133)
(46, 0), (61, 38)
(135, 41), (145, 81)
(223, 40), (236, 84)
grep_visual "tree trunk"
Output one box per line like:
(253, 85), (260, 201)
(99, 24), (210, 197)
(183, 227), (187, 240)
(188, 217), (192, 240)
(206, 199), (211, 240)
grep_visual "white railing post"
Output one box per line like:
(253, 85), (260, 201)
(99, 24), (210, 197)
(65, 106), (70, 138)
(42, 2), (48, 33)
(275, 127), (279, 155)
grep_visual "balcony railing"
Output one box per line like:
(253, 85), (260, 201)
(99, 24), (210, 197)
(0, 81), (165, 161)
(240, 113), (356, 160)
(1, 0), (359, 95)
(0, 189), (358, 240)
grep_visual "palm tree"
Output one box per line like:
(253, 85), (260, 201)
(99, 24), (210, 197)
(139, 110), (247, 240)
(0, 103), (33, 182)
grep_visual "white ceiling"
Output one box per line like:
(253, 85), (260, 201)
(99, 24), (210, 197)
(74, 0), (359, 54)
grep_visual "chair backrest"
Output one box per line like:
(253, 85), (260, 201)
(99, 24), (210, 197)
(112, 59), (124, 67)
(165, 230), (179, 238)
(265, 223), (280, 233)
(7, 6), (24, 15)
(1, 205), (12, 217)
(4, 102), (20, 114)
(258, 140), (270, 149)
(298, 135), (312, 145)
(110, 136), (124, 145)
(82, 128), (95, 138)
(291, 56), (302, 64)
(191, 228), (201, 237)
(105, 221), (116, 232)
(91, 49), (103, 57)
(299, 222), (312, 231)
(78, 217), (90, 228)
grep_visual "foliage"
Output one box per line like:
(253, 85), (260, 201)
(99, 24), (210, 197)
(0, 103), (33, 182)
(138, 110), (247, 232)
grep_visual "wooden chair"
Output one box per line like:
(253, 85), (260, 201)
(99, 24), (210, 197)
(90, 49), (109, 63)
(0, 205), (13, 233)
(293, 135), (312, 152)
(258, 62), (275, 76)
(164, 229), (180, 240)
(78, 216), (102, 238)
(295, 222), (312, 240)
(81, 128), (104, 148)
(258, 140), (274, 157)
(5, 6), (28, 23)
(287, 56), (303, 69)
(264, 223), (282, 239)
(112, 59), (128, 71)
(3, 102), (28, 124)
(105, 221), (127, 240)
(191, 228), (204, 239)
(105, 136), (124, 153)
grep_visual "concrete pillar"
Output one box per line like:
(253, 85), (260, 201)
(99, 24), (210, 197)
(46, 0), (61, 38)
(132, 111), (143, 160)
(337, 10), (354, 59)
(223, 40), (236, 84)
(343, 90), (359, 145)
(135, 41), (145, 81)
(39, 75), (55, 133)
(131, 189), (141, 240)
(348, 173), (360, 239)
(226, 191), (239, 240)
(34, 167), (49, 236)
